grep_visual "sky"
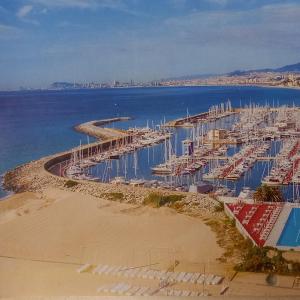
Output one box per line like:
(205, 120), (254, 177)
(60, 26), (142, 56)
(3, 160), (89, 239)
(0, 0), (300, 89)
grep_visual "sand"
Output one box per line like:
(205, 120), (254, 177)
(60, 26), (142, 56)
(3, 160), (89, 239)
(0, 188), (223, 296)
(1, 189), (299, 297)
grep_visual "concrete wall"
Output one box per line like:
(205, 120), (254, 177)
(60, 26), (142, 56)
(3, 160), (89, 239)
(44, 135), (132, 176)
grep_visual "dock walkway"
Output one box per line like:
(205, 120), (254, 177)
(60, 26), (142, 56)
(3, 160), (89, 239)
(75, 117), (132, 140)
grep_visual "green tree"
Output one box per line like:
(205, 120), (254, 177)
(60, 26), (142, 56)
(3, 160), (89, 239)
(253, 184), (284, 203)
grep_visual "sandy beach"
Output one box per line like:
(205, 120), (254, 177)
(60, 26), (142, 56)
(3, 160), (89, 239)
(0, 188), (300, 297)
(0, 188), (224, 296)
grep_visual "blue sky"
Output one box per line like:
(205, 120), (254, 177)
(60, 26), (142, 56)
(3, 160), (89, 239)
(0, 0), (300, 89)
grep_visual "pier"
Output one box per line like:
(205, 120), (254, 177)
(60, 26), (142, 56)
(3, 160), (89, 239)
(164, 111), (237, 127)
(42, 118), (135, 178)
(75, 117), (132, 140)
(164, 102), (238, 128)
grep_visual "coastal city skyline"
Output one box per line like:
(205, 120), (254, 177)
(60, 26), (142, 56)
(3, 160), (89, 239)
(1, 0), (300, 89)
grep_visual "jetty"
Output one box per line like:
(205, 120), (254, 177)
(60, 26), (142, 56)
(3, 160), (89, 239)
(44, 117), (172, 182)
(164, 101), (237, 127)
(164, 111), (237, 127)
(75, 117), (132, 140)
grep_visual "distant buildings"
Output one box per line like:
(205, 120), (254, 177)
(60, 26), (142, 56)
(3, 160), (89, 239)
(160, 72), (300, 88)
(48, 78), (164, 90)
(43, 66), (300, 91)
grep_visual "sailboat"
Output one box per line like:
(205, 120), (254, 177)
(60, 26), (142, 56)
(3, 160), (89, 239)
(181, 108), (194, 127)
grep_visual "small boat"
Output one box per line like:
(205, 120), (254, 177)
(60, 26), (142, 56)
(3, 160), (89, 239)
(129, 179), (145, 186)
(238, 187), (255, 200)
(110, 176), (126, 185)
(151, 165), (172, 175)
(261, 176), (282, 186)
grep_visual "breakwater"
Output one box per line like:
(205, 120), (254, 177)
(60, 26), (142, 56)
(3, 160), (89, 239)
(74, 117), (132, 140)
(164, 110), (237, 127)
(4, 117), (134, 191)
(46, 117), (133, 176)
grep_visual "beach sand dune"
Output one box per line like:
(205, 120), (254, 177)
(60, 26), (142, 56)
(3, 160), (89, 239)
(0, 188), (223, 296)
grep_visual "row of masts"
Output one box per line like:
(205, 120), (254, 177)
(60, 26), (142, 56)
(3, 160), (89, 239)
(208, 100), (232, 117)
(62, 102), (300, 197)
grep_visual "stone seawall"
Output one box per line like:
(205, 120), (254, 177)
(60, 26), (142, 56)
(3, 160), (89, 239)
(44, 136), (132, 176)
(74, 117), (132, 140)
(3, 147), (220, 218)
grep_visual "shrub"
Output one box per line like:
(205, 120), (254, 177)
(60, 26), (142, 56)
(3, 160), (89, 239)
(234, 246), (300, 275)
(224, 216), (235, 227)
(64, 180), (78, 188)
(214, 202), (224, 212)
(143, 192), (184, 207)
(253, 184), (284, 203)
(229, 217), (236, 227)
(103, 192), (124, 201)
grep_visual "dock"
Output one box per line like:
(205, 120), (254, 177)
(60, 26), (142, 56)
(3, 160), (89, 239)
(203, 156), (276, 161)
(75, 117), (132, 140)
(164, 110), (237, 127)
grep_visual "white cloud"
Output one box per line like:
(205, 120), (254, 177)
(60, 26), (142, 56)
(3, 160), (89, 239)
(163, 2), (300, 50)
(29, 0), (145, 18)
(31, 0), (123, 9)
(17, 5), (33, 18)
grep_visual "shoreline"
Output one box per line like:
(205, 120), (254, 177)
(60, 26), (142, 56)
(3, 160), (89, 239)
(1, 83), (300, 93)
(2, 116), (219, 217)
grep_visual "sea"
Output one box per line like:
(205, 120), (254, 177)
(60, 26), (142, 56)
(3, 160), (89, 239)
(1, 85), (300, 199)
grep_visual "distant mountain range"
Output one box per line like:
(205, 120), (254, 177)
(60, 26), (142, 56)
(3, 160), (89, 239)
(227, 62), (300, 76)
(275, 62), (300, 72)
(164, 62), (300, 81)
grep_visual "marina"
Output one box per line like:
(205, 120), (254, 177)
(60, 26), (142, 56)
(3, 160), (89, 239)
(2, 88), (300, 260)
(164, 100), (235, 127)
(41, 101), (300, 252)
(2, 86), (300, 199)
(2, 0), (300, 295)
(44, 101), (300, 202)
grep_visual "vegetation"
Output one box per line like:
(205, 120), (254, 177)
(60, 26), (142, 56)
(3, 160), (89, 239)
(143, 192), (185, 208)
(205, 215), (251, 264)
(64, 180), (79, 188)
(172, 201), (186, 211)
(102, 192), (124, 201)
(206, 214), (300, 276)
(235, 246), (300, 275)
(253, 184), (284, 203)
(214, 201), (224, 212)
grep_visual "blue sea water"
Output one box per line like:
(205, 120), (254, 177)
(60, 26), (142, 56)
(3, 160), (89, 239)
(277, 208), (300, 247)
(1, 86), (300, 198)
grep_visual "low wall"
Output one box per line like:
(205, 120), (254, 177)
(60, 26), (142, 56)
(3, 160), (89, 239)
(44, 135), (132, 176)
